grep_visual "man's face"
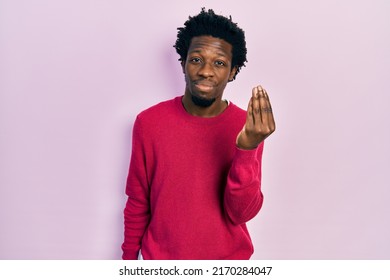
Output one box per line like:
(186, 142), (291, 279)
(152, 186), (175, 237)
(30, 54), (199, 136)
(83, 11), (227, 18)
(182, 35), (237, 107)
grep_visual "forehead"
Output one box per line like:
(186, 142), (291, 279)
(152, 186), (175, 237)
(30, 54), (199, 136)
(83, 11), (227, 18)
(188, 35), (233, 58)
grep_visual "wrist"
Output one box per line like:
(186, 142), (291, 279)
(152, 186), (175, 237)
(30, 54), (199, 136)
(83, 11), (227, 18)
(236, 131), (258, 150)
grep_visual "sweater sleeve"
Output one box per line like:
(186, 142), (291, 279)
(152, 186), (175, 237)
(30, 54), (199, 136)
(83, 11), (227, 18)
(224, 141), (264, 225)
(121, 117), (150, 260)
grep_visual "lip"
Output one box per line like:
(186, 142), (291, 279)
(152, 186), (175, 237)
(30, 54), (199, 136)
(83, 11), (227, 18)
(194, 81), (215, 92)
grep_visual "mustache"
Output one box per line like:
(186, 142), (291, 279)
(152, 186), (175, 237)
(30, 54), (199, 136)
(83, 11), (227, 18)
(193, 79), (215, 86)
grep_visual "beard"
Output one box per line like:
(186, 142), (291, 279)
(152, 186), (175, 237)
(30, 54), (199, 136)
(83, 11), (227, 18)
(191, 94), (216, 107)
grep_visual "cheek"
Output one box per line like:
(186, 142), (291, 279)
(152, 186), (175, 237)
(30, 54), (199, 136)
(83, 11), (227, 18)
(219, 71), (232, 83)
(183, 66), (193, 79)
(184, 70), (192, 80)
(184, 73), (194, 88)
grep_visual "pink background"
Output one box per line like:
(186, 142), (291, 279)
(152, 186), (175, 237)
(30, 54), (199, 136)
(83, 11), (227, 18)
(1, 0), (389, 259)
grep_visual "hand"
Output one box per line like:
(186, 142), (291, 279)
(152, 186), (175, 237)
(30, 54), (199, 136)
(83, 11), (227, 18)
(236, 85), (276, 150)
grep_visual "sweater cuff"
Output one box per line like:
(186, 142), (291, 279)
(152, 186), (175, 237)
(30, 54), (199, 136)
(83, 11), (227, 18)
(121, 246), (139, 260)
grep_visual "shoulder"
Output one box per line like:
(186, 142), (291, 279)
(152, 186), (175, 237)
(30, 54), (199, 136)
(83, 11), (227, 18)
(225, 101), (247, 122)
(228, 101), (246, 114)
(136, 97), (180, 123)
(138, 97), (178, 117)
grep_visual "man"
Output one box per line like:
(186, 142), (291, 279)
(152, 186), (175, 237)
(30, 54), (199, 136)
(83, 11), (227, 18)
(122, 8), (275, 260)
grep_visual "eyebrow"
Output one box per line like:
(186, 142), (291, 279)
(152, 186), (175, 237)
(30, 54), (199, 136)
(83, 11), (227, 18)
(189, 49), (229, 58)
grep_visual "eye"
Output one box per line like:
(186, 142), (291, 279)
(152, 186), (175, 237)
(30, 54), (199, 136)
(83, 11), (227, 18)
(189, 57), (202, 64)
(215, 60), (226, 67)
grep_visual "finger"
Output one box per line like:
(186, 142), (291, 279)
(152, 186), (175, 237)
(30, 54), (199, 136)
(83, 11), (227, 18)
(263, 88), (276, 131)
(252, 86), (262, 124)
(258, 85), (269, 125)
(265, 91), (276, 131)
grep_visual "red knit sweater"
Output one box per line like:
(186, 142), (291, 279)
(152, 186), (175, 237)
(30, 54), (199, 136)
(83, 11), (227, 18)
(122, 96), (264, 260)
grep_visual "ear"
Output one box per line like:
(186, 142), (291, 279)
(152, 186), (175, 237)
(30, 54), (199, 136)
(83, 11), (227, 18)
(181, 60), (186, 74)
(228, 66), (238, 82)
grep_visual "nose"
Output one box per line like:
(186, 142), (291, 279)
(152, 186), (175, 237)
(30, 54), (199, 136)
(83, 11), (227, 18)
(197, 62), (214, 78)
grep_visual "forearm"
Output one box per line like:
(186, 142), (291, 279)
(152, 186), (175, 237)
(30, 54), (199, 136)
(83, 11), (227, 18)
(224, 143), (264, 225)
(122, 196), (150, 260)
